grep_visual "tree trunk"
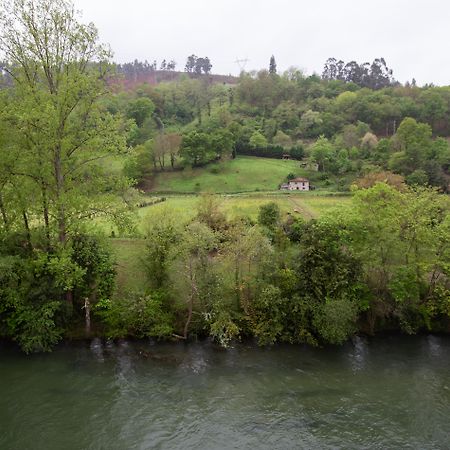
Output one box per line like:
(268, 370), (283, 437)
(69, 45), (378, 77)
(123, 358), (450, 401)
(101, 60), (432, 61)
(54, 147), (66, 244)
(0, 193), (8, 231)
(54, 146), (72, 305)
(22, 210), (32, 252)
(84, 298), (91, 336)
(41, 184), (51, 249)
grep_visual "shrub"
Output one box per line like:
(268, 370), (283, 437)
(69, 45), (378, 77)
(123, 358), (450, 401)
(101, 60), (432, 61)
(95, 291), (174, 339)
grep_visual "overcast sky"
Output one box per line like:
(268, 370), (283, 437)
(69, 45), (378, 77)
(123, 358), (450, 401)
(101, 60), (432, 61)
(73, 0), (450, 86)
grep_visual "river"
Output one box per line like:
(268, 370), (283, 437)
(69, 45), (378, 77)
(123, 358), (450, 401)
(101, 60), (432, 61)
(1, 335), (449, 449)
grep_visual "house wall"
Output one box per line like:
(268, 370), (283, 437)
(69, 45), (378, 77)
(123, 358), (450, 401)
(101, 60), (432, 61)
(288, 181), (309, 191)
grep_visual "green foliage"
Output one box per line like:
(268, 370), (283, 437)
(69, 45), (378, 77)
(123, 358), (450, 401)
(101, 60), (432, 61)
(2, 1), (450, 352)
(126, 97), (156, 127)
(311, 136), (335, 172)
(349, 183), (450, 333)
(249, 131), (268, 148)
(272, 130), (292, 147)
(289, 145), (305, 160)
(0, 231), (116, 352)
(180, 131), (214, 166)
(258, 202), (280, 229)
(0, 254), (65, 353)
(207, 310), (240, 348)
(210, 129), (235, 159)
(196, 194), (227, 231)
(10, 301), (62, 354)
(70, 234), (116, 303)
(251, 285), (285, 345)
(406, 169), (428, 186)
(312, 298), (358, 344)
(95, 291), (173, 339)
(123, 143), (155, 182)
(143, 211), (182, 288)
(0, 0), (132, 250)
(294, 220), (365, 344)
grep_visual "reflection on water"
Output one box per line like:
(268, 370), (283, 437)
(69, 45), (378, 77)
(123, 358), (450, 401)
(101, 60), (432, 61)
(1, 335), (449, 450)
(348, 335), (369, 372)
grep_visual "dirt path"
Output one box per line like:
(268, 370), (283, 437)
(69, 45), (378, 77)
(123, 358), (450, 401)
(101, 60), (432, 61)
(287, 196), (316, 220)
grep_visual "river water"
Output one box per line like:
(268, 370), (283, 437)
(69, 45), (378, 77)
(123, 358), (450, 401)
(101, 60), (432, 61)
(1, 335), (449, 450)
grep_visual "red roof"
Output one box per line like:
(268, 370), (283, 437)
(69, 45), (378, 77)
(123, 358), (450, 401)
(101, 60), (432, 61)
(289, 178), (309, 183)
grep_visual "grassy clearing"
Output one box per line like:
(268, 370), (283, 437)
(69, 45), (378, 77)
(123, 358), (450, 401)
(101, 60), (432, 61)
(136, 192), (351, 230)
(150, 156), (312, 193)
(110, 238), (148, 294)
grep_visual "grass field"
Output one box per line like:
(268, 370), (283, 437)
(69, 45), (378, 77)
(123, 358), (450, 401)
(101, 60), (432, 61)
(135, 192), (351, 232)
(110, 238), (148, 294)
(150, 157), (314, 193)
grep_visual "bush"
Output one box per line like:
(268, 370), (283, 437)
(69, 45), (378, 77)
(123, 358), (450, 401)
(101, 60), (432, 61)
(95, 291), (174, 339)
(258, 202), (281, 229)
(12, 301), (62, 354)
(289, 145), (305, 160)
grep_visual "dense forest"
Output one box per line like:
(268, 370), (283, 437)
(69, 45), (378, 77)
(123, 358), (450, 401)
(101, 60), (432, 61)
(0, 0), (449, 353)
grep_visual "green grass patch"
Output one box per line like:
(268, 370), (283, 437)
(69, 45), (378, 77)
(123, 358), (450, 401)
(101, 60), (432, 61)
(136, 192), (351, 227)
(150, 156), (313, 193)
(110, 238), (148, 294)
(100, 154), (129, 176)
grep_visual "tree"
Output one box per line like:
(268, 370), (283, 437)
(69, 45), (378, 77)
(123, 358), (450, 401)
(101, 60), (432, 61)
(391, 118), (432, 175)
(0, 0), (129, 249)
(166, 60), (176, 71)
(126, 97), (155, 127)
(210, 128), (234, 159)
(361, 132), (378, 153)
(196, 56), (212, 74)
(269, 55), (277, 74)
(272, 130), (292, 147)
(185, 54), (197, 73)
(350, 184), (450, 333)
(298, 110), (323, 138)
(180, 130), (213, 166)
(169, 221), (218, 339)
(258, 202), (280, 229)
(143, 210), (182, 288)
(311, 136), (335, 172)
(295, 220), (363, 344)
(249, 131), (268, 148)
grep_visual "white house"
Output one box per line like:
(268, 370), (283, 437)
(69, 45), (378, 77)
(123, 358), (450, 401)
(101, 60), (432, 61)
(286, 177), (310, 191)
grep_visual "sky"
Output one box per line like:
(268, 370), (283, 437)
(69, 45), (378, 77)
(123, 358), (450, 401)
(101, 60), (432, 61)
(73, 0), (450, 86)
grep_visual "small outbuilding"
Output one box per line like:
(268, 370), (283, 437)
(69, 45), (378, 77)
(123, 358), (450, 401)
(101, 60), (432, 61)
(285, 177), (310, 191)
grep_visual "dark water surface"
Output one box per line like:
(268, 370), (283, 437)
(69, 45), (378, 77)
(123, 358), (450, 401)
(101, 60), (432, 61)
(1, 335), (449, 450)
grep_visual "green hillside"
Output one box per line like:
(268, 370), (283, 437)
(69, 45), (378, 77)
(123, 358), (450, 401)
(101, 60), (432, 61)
(150, 156), (312, 193)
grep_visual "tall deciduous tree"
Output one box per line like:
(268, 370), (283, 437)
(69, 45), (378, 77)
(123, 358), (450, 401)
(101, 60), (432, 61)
(0, 0), (130, 246)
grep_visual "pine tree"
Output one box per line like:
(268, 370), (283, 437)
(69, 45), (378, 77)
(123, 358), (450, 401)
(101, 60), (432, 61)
(269, 55), (277, 74)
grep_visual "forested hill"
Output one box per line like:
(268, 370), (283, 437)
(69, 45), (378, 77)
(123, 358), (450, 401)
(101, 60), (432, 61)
(112, 58), (238, 89)
(112, 68), (239, 89)
(114, 56), (450, 192)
